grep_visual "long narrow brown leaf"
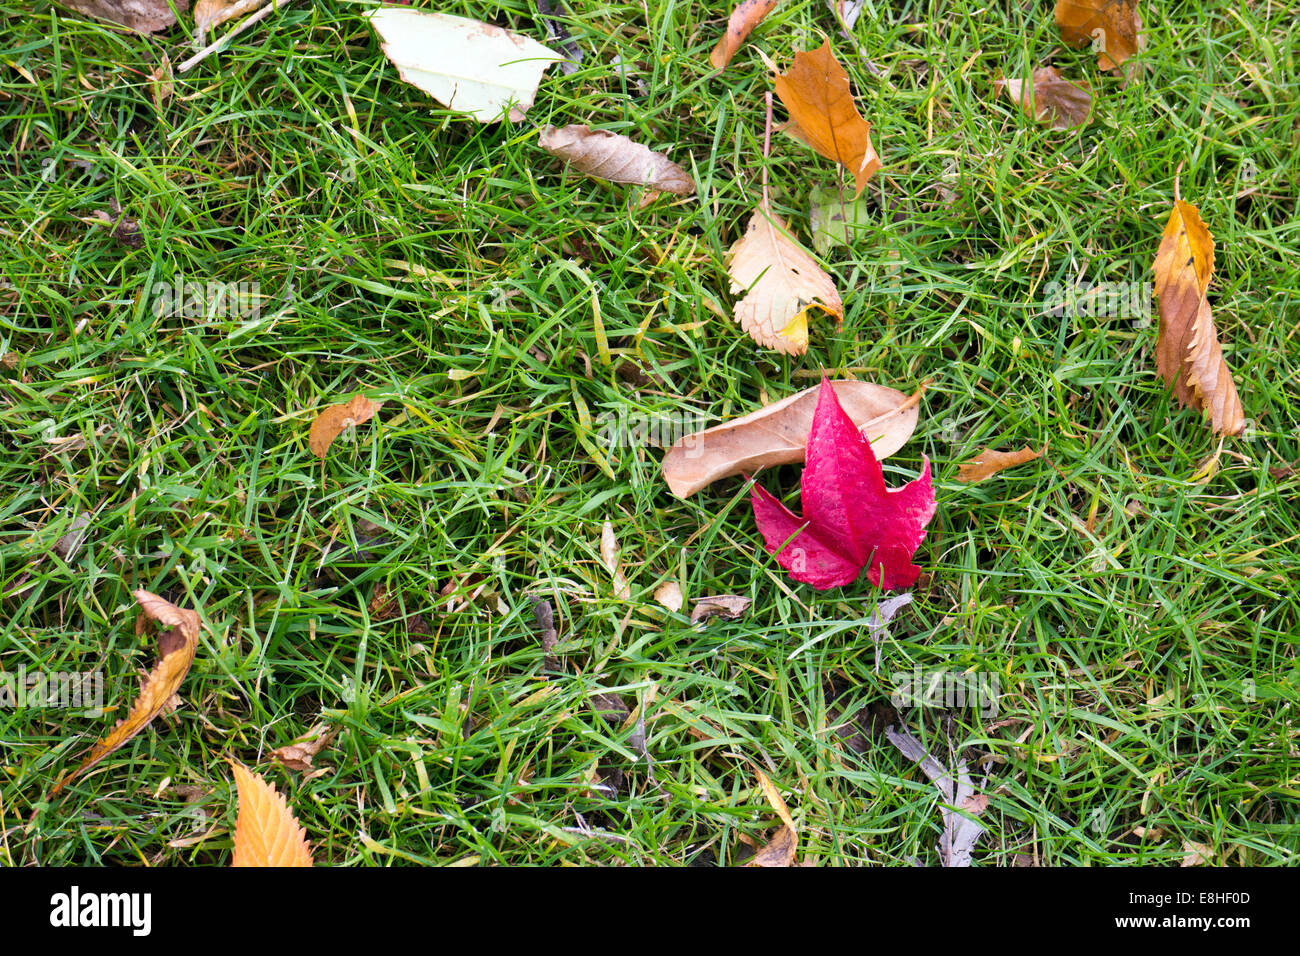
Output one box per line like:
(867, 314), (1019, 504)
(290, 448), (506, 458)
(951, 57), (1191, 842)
(710, 0), (779, 71)
(957, 445), (1043, 482)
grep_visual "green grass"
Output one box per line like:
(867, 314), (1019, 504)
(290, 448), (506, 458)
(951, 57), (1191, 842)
(2, 0), (1297, 866)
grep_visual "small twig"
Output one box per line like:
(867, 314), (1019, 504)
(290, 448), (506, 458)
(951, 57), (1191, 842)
(177, 0), (292, 74)
(761, 90), (773, 209)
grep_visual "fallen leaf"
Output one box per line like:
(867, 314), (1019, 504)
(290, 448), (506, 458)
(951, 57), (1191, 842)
(654, 581), (684, 612)
(536, 0), (584, 75)
(751, 376), (935, 590)
(270, 722), (337, 774)
(49, 590), (201, 797)
(827, 0), (865, 30)
(60, 0), (191, 32)
(865, 591), (912, 671)
(539, 125), (695, 195)
(194, 0), (260, 35)
(809, 186), (872, 255)
(148, 54), (173, 109)
(230, 762), (314, 866)
(747, 824), (797, 866)
(90, 199), (143, 249)
(689, 594), (752, 624)
(710, 0), (780, 71)
(755, 769), (797, 833)
(664, 380), (921, 497)
(528, 596), (561, 671)
(766, 40), (881, 197)
(956, 445), (1043, 482)
(726, 200), (843, 354)
(1152, 200), (1245, 436)
(600, 521), (630, 598)
(1181, 840), (1213, 867)
(308, 394), (383, 457)
(368, 9), (561, 123)
(1055, 0), (1142, 74)
(884, 721), (987, 867)
(994, 67), (1092, 130)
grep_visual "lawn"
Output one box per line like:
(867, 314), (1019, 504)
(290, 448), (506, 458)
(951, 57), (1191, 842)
(1, 0), (1298, 866)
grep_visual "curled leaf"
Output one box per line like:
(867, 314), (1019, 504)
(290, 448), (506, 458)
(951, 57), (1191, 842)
(49, 590), (201, 797)
(193, 0), (260, 35)
(710, 0), (780, 71)
(662, 380), (922, 498)
(690, 594), (752, 624)
(956, 445), (1043, 482)
(539, 125), (695, 195)
(747, 824), (797, 866)
(308, 394), (383, 458)
(654, 582), (684, 612)
(1055, 0), (1143, 74)
(994, 67), (1092, 130)
(230, 762), (315, 867)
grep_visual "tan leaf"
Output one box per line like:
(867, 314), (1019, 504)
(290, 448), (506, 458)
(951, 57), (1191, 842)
(710, 0), (780, 71)
(689, 594), (752, 623)
(59, 0), (191, 33)
(755, 769), (797, 833)
(539, 125), (695, 196)
(767, 40), (881, 197)
(653, 582), (684, 613)
(1152, 200), (1245, 436)
(600, 521), (630, 598)
(230, 762), (314, 867)
(49, 590), (201, 797)
(1181, 840), (1213, 867)
(1055, 0), (1143, 73)
(662, 380), (922, 497)
(270, 722), (338, 773)
(747, 824), (797, 866)
(194, 0), (260, 35)
(956, 445), (1043, 483)
(308, 394), (383, 458)
(726, 201), (842, 354)
(994, 67), (1092, 130)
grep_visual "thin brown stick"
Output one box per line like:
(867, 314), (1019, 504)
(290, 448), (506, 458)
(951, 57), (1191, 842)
(177, 0), (292, 74)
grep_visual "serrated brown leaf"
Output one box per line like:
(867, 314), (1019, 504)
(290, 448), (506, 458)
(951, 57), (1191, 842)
(726, 201), (843, 354)
(1055, 0), (1142, 73)
(767, 40), (880, 197)
(539, 125), (695, 196)
(49, 590), (201, 797)
(230, 763), (314, 866)
(956, 445), (1043, 482)
(60, 0), (191, 33)
(710, 0), (779, 71)
(662, 380), (921, 497)
(994, 67), (1092, 130)
(308, 394), (383, 458)
(1152, 200), (1245, 436)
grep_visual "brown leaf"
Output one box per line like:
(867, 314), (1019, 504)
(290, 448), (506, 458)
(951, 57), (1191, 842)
(884, 722), (986, 867)
(230, 763), (314, 866)
(710, 0), (780, 71)
(994, 67), (1092, 130)
(767, 40), (881, 197)
(1055, 0), (1142, 73)
(270, 722), (337, 773)
(747, 824), (797, 866)
(49, 590), (201, 797)
(689, 594), (752, 623)
(1152, 200), (1245, 436)
(956, 445), (1043, 483)
(194, 0), (261, 35)
(539, 125), (695, 196)
(59, 0), (191, 32)
(1181, 840), (1213, 867)
(726, 201), (842, 354)
(308, 394), (383, 457)
(599, 520), (631, 598)
(662, 380), (922, 497)
(654, 581), (684, 612)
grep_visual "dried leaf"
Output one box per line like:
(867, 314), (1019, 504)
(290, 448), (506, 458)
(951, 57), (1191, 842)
(49, 590), (201, 797)
(194, 0), (260, 35)
(1152, 200), (1245, 436)
(308, 394), (383, 457)
(689, 594), (752, 624)
(884, 722), (987, 867)
(747, 824), (797, 866)
(59, 0), (191, 33)
(755, 769), (797, 833)
(600, 521), (630, 598)
(230, 763), (314, 866)
(767, 40), (881, 197)
(654, 582), (684, 612)
(529, 596), (561, 670)
(539, 125), (695, 196)
(994, 67), (1092, 130)
(710, 0), (780, 71)
(809, 186), (872, 255)
(536, 0), (584, 75)
(1055, 0), (1142, 74)
(270, 722), (337, 773)
(726, 201), (843, 354)
(1181, 840), (1213, 866)
(663, 380), (921, 498)
(956, 445), (1043, 482)
(368, 9), (561, 123)
(866, 591), (912, 671)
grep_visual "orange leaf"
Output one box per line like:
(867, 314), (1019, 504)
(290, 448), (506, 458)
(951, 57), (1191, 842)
(994, 67), (1092, 130)
(230, 762), (314, 866)
(957, 445), (1043, 482)
(1054, 0), (1143, 74)
(709, 0), (779, 71)
(767, 40), (880, 197)
(308, 394), (383, 458)
(1152, 200), (1245, 436)
(49, 590), (201, 797)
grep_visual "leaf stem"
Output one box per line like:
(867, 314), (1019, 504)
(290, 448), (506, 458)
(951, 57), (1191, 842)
(762, 91), (773, 210)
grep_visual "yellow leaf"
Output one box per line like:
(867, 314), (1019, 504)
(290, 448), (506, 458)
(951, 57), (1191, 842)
(230, 762), (315, 867)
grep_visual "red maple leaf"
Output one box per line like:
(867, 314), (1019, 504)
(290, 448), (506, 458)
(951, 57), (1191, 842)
(750, 376), (936, 590)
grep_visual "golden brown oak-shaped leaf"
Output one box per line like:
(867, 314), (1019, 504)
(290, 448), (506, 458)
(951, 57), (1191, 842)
(48, 590), (200, 797)
(768, 40), (880, 197)
(994, 68), (1092, 130)
(538, 125), (695, 196)
(1152, 201), (1245, 436)
(710, 0), (780, 70)
(726, 200), (843, 354)
(230, 763), (315, 867)
(957, 445), (1043, 482)
(1055, 0), (1143, 73)
(308, 394), (383, 458)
